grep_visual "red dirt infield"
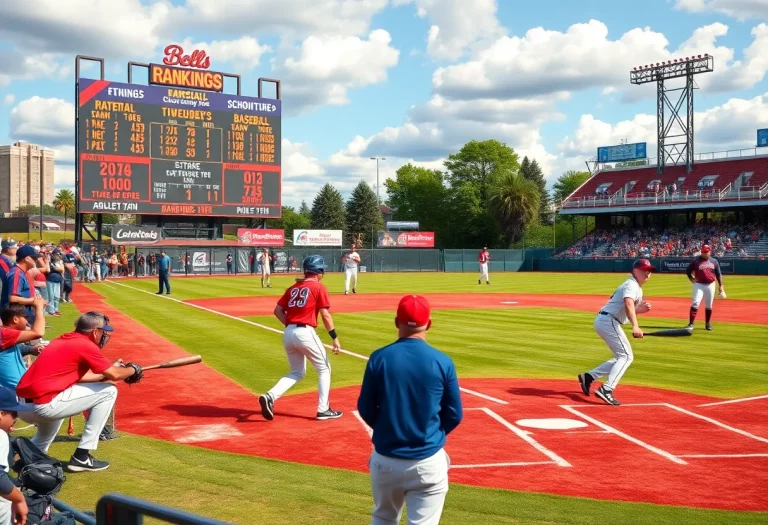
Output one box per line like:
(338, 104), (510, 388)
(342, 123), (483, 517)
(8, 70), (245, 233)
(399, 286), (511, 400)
(186, 292), (768, 325)
(71, 286), (768, 511)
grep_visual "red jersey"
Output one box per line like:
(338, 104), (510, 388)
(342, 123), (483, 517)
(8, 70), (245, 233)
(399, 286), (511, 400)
(277, 278), (331, 328)
(686, 256), (722, 285)
(16, 332), (112, 404)
(478, 251), (490, 264)
(1, 327), (21, 350)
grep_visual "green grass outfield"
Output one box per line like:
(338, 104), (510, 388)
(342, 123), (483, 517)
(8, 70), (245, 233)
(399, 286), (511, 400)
(30, 273), (768, 524)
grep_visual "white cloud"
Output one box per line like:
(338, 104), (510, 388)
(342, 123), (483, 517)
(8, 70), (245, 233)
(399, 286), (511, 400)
(432, 20), (768, 102)
(0, 51), (68, 87)
(3, 94), (14, 105)
(54, 164), (75, 189)
(394, 0), (505, 60)
(276, 30), (400, 114)
(177, 36), (272, 70)
(171, 0), (388, 38)
(49, 145), (76, 164)
(557, 91), (768, 163)
(675, 0), (768, 20)
(9, 97), (74, 144)
(0, 0), (169, 59)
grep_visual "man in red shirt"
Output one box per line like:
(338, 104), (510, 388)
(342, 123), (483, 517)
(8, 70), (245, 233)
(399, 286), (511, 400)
(16, 312), (141, 472)
(259, 255), (342, 421)
(478, 247), (491, 285)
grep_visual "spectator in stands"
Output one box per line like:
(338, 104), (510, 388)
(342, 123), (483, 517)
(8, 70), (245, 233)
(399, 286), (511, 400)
(2, 245), (41, 324)
(108, 253), (118, 277)
(46, 251), (63, 316)
(148, 252), (156, 275)
(137, 254), (145, 277)
(226, 253), (233, 274)
(0, 301), (46, 391)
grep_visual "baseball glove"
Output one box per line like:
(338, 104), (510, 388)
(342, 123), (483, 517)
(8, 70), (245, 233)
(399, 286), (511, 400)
(123, 362), (144, 384)
(719, 291), (727, 299)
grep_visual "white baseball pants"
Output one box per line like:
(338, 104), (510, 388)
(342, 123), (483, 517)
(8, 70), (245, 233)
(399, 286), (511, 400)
(19, 383), (117, 452)
(0, 500), (10, 525)
(345, 267), (358, 292)
(692, 282), (716, 309)
(369, 449), (450, 525)
(589, 314), (634, 390)
(267, 325), (331, 413)
(479, 263), (489, 282)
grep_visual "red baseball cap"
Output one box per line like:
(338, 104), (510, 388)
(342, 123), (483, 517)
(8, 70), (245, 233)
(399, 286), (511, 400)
(701, 244), (711, 253)
(632, 258), (656, 272)
(397, 295), (431, 328)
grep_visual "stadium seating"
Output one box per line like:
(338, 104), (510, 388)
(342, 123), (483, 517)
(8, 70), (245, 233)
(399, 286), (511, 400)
(562, 156), (768, 208)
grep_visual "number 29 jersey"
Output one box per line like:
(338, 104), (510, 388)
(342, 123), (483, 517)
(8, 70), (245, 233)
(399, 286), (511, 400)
(277, 278), (332, 328)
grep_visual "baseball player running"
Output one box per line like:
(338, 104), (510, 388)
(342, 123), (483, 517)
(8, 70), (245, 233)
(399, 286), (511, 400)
(686, 244), (724, 331)
(578, 258), (655, 406)
(342, 245), (361, 295)
(478, 247), (490, 285)
(258, 248), (272, 288)
(259, 255), (343, 421)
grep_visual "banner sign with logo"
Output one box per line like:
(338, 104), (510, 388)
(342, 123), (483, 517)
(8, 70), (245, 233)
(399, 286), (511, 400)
(236, 228), (285, 246)
(659, 259), (734, 274)
(293, 230), (343, 247)
(377, 231), (435, 248)
(111, 224), (163, 245)
(386, 221), (419, 230)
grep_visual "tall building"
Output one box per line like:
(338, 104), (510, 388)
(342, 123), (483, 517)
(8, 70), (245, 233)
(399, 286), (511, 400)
(0, 141), (55, 214)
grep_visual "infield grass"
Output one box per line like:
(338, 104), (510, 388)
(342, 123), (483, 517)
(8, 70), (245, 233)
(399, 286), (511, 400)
(25, 273), (768, 524)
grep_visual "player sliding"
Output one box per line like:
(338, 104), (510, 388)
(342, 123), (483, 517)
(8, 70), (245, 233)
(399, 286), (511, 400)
(578, 259), (655, 406)
(259, 255), (343, 421)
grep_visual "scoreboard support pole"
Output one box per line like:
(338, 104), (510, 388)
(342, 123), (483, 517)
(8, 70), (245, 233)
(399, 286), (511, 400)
(74, 55), (106, 247)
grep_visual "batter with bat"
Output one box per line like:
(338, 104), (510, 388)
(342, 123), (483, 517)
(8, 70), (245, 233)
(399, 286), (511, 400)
(578, 258), (655, 406)
(15, 312), (142, 472)
(686, 244), (724, 331)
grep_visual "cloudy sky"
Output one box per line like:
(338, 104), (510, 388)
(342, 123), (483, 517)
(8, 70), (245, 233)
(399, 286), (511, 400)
(1, 0), (767, 208)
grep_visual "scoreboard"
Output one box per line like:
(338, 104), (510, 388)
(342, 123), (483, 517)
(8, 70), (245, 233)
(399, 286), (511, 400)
(76, 78), (281, 217)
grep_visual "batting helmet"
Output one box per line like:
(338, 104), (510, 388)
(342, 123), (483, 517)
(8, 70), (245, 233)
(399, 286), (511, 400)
(303, 255), (327, 275)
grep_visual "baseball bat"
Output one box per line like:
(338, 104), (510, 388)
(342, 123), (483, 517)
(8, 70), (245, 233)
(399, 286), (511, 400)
(643, 327), (693, 337)
(142, 355), (202, 371)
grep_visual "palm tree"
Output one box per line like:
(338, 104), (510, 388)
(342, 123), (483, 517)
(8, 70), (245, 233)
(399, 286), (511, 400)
(489, 171), (540, 246)
(53, 189), (75, 233)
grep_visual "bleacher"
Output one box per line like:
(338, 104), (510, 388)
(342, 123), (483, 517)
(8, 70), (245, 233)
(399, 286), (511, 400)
(562, 156), (768, 209)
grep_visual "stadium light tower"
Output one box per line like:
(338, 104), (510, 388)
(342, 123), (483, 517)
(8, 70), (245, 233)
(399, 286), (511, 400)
(631, 54), (713, 174)
(370, 157), (386, 203)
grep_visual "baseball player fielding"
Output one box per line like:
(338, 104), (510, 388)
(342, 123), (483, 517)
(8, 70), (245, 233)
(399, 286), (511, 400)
(686, 244), (725, 331)
(578, 258), (656, 406)
(478, 247), (490, 285)
(341, 245), (361, 295)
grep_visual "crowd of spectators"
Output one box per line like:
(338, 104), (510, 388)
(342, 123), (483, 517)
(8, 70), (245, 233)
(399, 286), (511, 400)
(557, 222), (767, 259)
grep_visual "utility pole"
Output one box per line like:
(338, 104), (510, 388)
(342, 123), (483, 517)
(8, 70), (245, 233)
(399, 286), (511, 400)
(369, 157), (386, 203)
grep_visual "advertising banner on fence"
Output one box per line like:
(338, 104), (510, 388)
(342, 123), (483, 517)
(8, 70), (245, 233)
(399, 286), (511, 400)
(293, 230), (343, 246)
(660, 258), (734, 274)
(111, 224), (163, 245)
(237, 229), (285, 246)
(377, 231), (435, 248)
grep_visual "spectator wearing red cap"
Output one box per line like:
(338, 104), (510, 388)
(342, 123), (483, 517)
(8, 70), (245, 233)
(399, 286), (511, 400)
(578, 259), (655, 406)
(685, 244), (724, 331)
(357, 295), (463, 525)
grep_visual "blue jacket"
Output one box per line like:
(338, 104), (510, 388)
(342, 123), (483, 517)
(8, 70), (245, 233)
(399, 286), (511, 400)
(357, 337), (463, 460)
(158, 255), (171, 272)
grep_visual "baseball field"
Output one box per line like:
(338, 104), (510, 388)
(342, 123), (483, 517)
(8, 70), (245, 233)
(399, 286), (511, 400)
(28, 272), (768, 524)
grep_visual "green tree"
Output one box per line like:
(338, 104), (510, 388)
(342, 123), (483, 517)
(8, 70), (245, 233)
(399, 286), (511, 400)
(384, 164), (449, 234)
(345, 181), (384, 247)
(519, 156), (551, 222)
(552, 170), (592, 204)
(267, 206), (311, 239)
(489, 171), (541, 246)
(298, 200), (311, 220)
(15, 204), (66, 217)
(444, 139), (520, 195)
(310, 183), (346, 231)
(53, 189), (75, 232)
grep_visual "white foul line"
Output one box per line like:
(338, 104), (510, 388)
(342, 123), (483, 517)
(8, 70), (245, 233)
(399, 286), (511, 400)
(698, 394), (768, 407)
(352, 411), (373, 438)
(662, 403), (768, 445)
(479, 407), (571, 468)
(450, 461), (551, 469)
(678, 454), (768, 459)
(559, 405), (687, 465)
(105, 280), (508, 405)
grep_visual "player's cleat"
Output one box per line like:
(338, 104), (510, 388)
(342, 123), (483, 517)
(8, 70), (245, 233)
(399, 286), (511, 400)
(478, 279), (481, 285)
(595, 386), (620, 406)
(259, 394), (274, 421)
(67, 454), (110, 472)
(486, 281), (490, 285)
(686, 323), (694, 330)
(353, 288), (356, 294)
(578, 373), (594, 396)
(316, 408), (343, 420)
(344, 291), (349, 295)
(99, 428), (120, 441)
(705, 323), (713, 331)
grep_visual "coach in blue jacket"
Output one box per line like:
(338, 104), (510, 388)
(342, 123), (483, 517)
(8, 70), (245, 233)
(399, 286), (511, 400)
(357, 295), (463, 525)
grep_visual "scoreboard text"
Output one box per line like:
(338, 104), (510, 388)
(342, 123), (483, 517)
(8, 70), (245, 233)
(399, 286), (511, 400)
(76, 79), (281, 217)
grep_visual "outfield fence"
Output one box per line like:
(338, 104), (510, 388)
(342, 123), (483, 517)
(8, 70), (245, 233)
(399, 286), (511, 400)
(128, 247), (768, 276)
